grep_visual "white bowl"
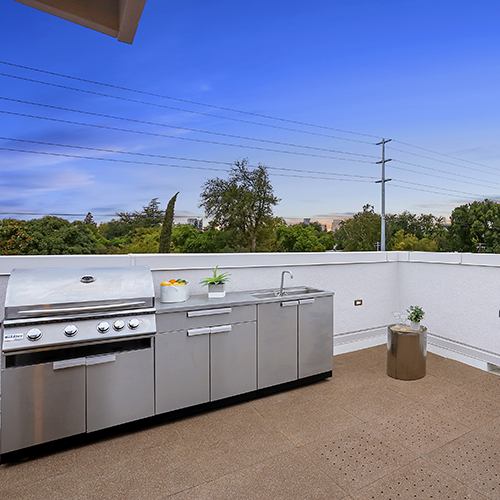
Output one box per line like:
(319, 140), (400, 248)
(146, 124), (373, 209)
(160, 282), (190, 303)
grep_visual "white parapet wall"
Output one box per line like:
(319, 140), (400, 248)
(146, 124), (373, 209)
(1, 251), (500, 372)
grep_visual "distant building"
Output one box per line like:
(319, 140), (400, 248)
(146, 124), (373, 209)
(303, 218), (311, 226)
(187, 218), (203, 230)
(331, 219), (343, 231)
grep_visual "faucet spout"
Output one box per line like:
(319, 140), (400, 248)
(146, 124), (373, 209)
(279, 271), (293, 296)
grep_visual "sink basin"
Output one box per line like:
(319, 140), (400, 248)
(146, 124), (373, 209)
(251, 287), (324, 299)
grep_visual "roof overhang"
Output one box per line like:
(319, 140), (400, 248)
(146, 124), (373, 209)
(14, 0), (147, 44)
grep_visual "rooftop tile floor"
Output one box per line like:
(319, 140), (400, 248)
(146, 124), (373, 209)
(2, 345), (500, 499)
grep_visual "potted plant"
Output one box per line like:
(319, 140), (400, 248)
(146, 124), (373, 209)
(407, 305), (425, 331)
(200, 266), (230, 298)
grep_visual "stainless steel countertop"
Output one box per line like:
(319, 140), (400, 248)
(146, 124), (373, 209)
(155, 289), (334, 314)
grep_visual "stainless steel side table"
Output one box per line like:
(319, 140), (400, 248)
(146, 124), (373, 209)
(387, 324), (427, 380)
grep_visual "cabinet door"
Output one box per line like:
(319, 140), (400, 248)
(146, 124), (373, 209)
(87, 348), (155, 432)
(211, 321), (257, 401)
(155, 330), (210, 413)
(298, 296), (333, 378)
(1, 360), (86, 453)
(257, 301), (298, 389)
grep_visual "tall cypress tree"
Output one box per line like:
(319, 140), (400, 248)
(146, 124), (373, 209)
(158, 192), (179, 253)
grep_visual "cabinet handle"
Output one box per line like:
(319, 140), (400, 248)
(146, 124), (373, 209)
(281, 301), (299, 307)
(86, 354), (116, 366)
(187, 327), (211, 336)
(299, 298), (315, 305)
(53, 358), (86, 370)
(210, 325), (232, 334)
(187, 307), (232, 317)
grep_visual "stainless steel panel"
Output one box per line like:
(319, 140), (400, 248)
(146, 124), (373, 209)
(86, 347), (154, 432)
(5, 266), (154, 320)
(187, 308), (232, 317)
(155, 331), (209, 413)
(157, 305), (256, 332)
(298, 295), (333, 378)
(211, 321), (257, 401)
(257, 302), (297, 389)
(1, 362), (86, 453)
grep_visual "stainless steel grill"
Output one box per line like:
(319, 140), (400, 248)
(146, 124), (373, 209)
(2, 265), (156, 351)
(1, 265), (157, 457)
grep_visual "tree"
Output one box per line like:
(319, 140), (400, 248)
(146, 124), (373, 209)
(390, 229), (439, 251)
(276, 224), (330, 252)
(0, 218), (35, 255)
(24, 216), (98, 254)
(159, 192), (179, 253)
(334, 205), (381, 251)
(447, 199), (500, 252)
(199, 159), (280, 252)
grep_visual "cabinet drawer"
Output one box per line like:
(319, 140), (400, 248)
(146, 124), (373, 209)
(157, 304), (256, 332)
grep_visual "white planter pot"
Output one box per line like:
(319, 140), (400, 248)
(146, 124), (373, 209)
(208, 283), (226, 298)
(410, 321), (420, 331)
(160, 282), (190, 303)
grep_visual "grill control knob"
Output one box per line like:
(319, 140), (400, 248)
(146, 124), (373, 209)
(113, 320), (125, 331)
(27, 328), (42, 341)
(128, 318), (140, 330)
(64, 324), (78, 337)
(97, 321), (110, 334)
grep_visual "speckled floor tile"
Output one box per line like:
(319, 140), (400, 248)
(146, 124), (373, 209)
(478, 415), (500, 443)
(330, 383), (413, 422)
(425, 385), (500, 428)
(350, 457), (489, 500)
(427, 357), (485, 385)
(459, 372), (500, 403)
(165, 483), (214, 500)
(372, 402), (469, 454)
(208, 450), (349, 500)
(14, 472), (81, 500)
(424, 430), (500, 486)
(257, 395), (362, 446)
(383, 372), (456, 401)
(301, 424), (417, 494)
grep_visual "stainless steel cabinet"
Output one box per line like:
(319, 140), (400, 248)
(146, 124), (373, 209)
(155, 305), (257, 413)
(1, 359), (86, 454)
(257, 301), (298, 389)
(298, 296), (333, 378)
(87, 347), (155, 432)
(155, 329), (210, 413)
(257, 294), (333, 388)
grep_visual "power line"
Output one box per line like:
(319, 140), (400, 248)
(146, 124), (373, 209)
(0, 147), (377, 182)
(0, 60), (382, 140)
(0, 109), (376, 163)
(0, 136), (376, 179)
(0, 97), (378, 159)
(391, 179), (484, 198)
(0, 72), (375, 145)
(389, 145), (500, 176)
(392, 139), (500, 172)
(388, 162), (500, 190)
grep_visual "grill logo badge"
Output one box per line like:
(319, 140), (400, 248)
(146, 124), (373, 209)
(4, 333), (23, 342)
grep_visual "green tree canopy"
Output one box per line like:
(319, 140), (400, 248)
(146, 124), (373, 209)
(334, 205), (381, 251)
(447, 199), (500, 252)
(199, 159), (280, 252)
(276, 224), (332, 252)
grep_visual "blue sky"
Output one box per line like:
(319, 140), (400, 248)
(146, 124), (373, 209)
(2, 0), (500, 227)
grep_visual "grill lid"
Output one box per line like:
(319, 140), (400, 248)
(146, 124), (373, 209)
(5, 266), (155, 321)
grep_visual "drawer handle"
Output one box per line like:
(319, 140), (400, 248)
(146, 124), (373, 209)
(187, 327), (211, 336)
(53, 358), (86, 370)
(210, 325), (232, 334)
(299, 298), (315, 305)
(187, 308), (232, 317)
(86, 354), (116, 366)
(281, 301), (299, 307)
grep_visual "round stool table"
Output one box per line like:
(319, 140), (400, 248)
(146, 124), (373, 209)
(387, 324), (427, 380)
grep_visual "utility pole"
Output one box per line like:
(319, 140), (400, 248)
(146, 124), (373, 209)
(375, 139), (392, 251)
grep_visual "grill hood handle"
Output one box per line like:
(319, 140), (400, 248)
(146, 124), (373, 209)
(18, 301), (148, 316)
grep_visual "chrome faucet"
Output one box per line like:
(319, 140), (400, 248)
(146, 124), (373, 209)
(279, 270), (293, 296)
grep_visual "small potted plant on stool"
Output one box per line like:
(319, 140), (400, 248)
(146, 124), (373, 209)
(407, 305), (425, 331)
